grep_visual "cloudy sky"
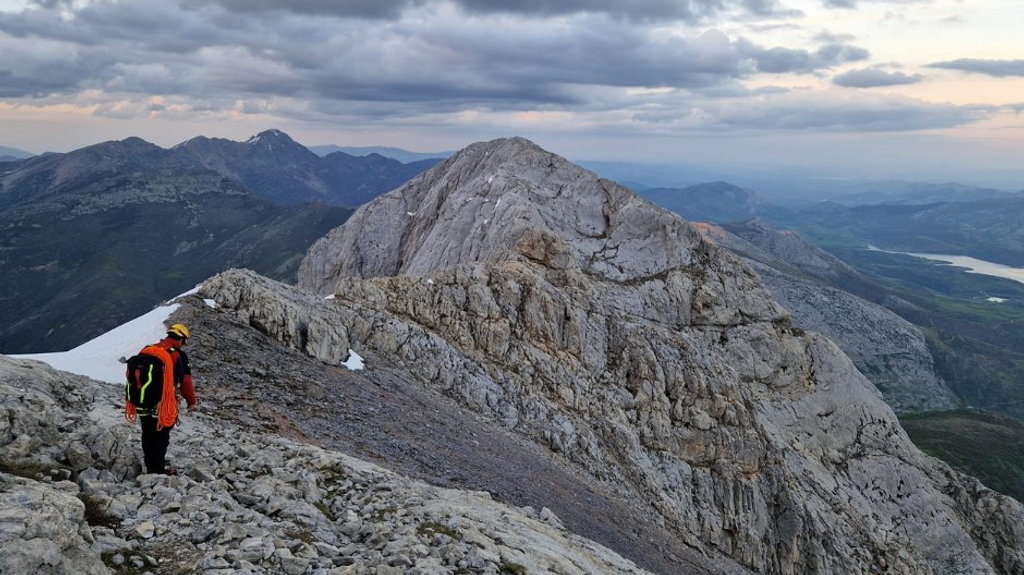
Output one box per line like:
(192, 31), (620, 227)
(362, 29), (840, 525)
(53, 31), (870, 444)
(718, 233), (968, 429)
(1, 0), (1022, 181)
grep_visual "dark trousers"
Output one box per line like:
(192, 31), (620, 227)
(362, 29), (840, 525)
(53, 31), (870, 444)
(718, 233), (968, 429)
(140, 415), (174, 474)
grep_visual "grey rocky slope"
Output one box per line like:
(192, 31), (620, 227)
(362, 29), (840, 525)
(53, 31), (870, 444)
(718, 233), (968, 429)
(0, 349), (663, 575)
(696, 219), (959, 413)
(190, 273), (752, 575)
(280, 137), (1024, 574)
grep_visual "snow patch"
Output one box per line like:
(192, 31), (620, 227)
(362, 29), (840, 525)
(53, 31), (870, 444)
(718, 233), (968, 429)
(987, 297), (1007, 303)
(13, 284), (208, 384)
(487, 175), (495, 184)
(204, 299), (218, 309)
(426, 279), (434, 285)
(325, 294), (336, 300)
(342, 350), (365, 371)
(14, 302), (181, 384)
(407, 212), (416, 216)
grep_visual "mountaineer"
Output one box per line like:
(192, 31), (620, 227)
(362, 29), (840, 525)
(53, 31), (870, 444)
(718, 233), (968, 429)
(124, 323), (197, 475)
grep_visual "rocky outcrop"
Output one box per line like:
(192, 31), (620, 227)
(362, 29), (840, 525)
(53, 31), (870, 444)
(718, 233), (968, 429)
(0, 353), (660, 575)
(0, 473), (110, 575)
(270, 138), (1024, 574)
(698, 219), (959, 413)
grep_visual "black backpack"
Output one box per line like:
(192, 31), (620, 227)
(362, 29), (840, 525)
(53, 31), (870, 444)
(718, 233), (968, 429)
(124, 346), (171, 410)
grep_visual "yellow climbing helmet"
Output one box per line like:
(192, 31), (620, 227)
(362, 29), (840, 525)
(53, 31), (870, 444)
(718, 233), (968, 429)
(167, 323), (190, 340)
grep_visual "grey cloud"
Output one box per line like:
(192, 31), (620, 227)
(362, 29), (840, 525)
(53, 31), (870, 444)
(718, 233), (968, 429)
(0, 0), (886, 132)
(2, 0), (235, 52)
(927, 59), (1024, 78)
(739, 40), (868, 73)
(200, 0), (797, 23)
(189, 0), (424, 20)
(454, 0), (714, 21)
(0, 70), (80, 98)
(822, 0), (929, 7)
(0, 33), (111, 97)
(817, 43), (870, 63)
(814, 31), (856, 43)
(739, 0), (787, 15)
(833, 67), (923, 87)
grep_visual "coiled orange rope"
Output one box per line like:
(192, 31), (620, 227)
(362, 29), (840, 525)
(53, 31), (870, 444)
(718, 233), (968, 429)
(123, 345), (178, 430)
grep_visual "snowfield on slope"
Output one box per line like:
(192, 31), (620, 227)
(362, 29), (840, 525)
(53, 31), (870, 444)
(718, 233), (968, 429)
(12, 284), (364, 383)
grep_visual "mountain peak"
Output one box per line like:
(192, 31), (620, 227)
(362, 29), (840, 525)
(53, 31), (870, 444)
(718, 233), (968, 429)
(84, 136), (163, 155)
(247, 129), (296, 146)
(299, 137), (719, 292)
(446, 136), (559, 170)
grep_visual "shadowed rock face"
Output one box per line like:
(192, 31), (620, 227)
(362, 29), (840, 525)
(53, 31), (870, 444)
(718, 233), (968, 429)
(216, 137), (1024, 574)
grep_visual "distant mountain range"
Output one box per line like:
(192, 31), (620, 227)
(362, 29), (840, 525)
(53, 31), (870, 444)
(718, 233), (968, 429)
(819, 180), (1015, 206)
(308, 144), (452, 163)
(639, 179), (1024, 268)
(637, 181), (789, 224)
(0, 161), (352, 352)
(172, 130), (441, 206)
(0, 145), (33, 163)
(0, 129), (443, 352)
(585, 159), (1024, 206)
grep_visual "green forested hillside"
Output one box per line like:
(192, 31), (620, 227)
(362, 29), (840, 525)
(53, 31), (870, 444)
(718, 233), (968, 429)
(901, 410), (1024, 503)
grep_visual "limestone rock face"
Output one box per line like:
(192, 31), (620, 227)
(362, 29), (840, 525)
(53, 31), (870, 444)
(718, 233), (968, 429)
(750, 262), (958, 412)
(700, 219), (958, 413)
(0, 473), (110, 575)
(274, 138), (1024, 574)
